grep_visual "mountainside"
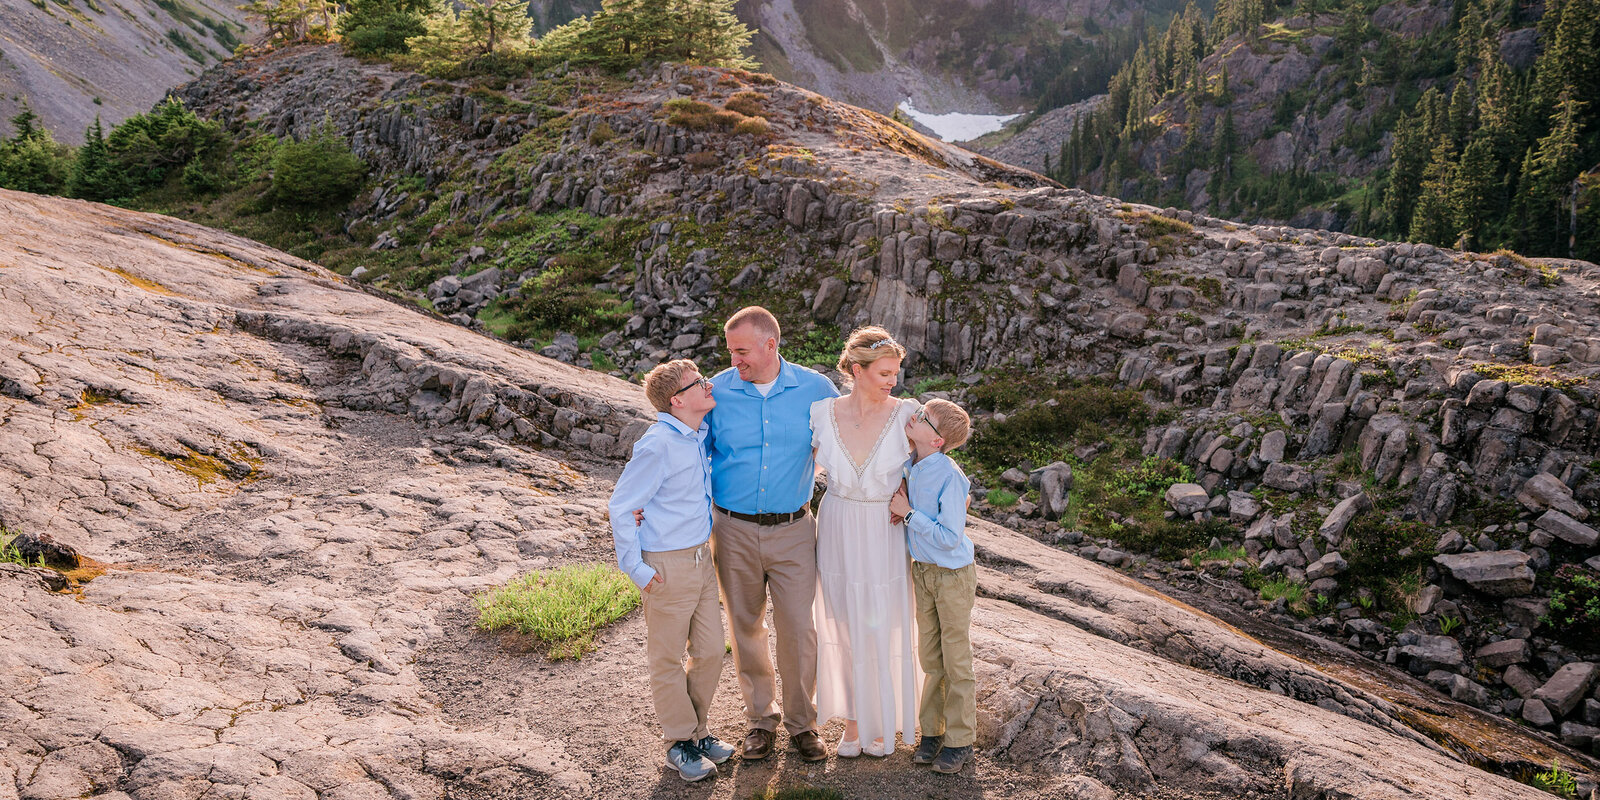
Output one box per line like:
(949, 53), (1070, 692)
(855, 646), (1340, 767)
(0, 0), (250, 144)
(1042, 0), (1600, 259)
(6, 42), (1600, 796)
(0, 185), (1588, 800)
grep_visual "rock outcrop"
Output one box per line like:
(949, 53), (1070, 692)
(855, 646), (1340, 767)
(4, 190), (1594, 798)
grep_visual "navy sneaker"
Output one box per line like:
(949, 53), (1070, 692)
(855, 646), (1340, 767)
(667, 740), (716, 782)
(931, 744), (972, 774)
(697, 734), (735, 765)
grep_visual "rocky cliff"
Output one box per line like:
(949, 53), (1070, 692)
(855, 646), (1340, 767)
(2, 186), (1594, 799)
(0, 0), (250, 143)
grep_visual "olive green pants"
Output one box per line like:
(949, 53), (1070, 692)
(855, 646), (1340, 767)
(912, 561), (977, 747)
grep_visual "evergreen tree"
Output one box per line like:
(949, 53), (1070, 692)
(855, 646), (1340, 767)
(1525, 91), (1587, 253)
(1380, 105), (1430, 237)
(339, 0), (434, 55)
(460, 0), (532, 55)
(1450, 134), (1497, 249)
(67, 117), (126, 203)
(0, 104), (72, 195)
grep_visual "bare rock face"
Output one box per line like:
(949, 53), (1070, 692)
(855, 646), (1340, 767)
(1, 190), (1589, 798)
(1433, 551), (1538, 597)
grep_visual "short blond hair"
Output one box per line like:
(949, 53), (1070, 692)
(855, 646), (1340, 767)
(836, 325), (906, 378)
(924, 398), (971, 451)
(643, 359), (700, 412)
(724, 306), (780, 342)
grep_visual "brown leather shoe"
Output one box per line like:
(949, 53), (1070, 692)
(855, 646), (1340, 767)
(790, 730), (827, 761)
(742, 728), (775, 760)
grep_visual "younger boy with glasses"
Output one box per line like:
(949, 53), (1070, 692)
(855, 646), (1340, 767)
(889, 398), (976, 774)
(608, 360), (732, 782)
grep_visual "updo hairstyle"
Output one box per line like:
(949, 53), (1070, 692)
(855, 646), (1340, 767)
(836, 325), (907, 379)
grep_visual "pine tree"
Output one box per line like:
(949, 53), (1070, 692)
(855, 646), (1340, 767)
(1450, 135), (1497, 249)
(67, 117), (125, 203)
(1409, 135), (1458, 245)
(1380, 104), (1431, 237)
(0, 105), (71, 195)
(1526, 91), (1587, 254)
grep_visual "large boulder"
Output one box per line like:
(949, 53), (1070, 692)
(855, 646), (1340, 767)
(1533, 662), (1600, 718)
(1534, 509), (1599, 547)
(1399, 635), (1465, 672)
(1262, 462), (1317, 493)
(1317, 493), (1371, 546)
(1474, 639), (1531, 669)
(1433, 551), (1536, 597)
(1165, 483), (1210, 517)
(1516, 473), (1590, 520)
(1033, 461), (1074, 520)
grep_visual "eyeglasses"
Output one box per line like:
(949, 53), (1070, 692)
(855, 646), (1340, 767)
(673, 376), (713, 397)
(912, 407), (942, 437)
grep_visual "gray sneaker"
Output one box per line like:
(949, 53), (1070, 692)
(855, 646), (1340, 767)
(697, 734), (735, 764)
(667, 740), (716, 782)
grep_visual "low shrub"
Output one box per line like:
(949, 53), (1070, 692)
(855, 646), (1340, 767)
(269, 119), (366, 209)
(1543, 565), (1600, 651)
(733, 116), (771, 136)
(987, 488), (1019, 507)
(966, 381), (1151, 470)
(1341, 515), (1434, 609)
(724, 91), (770, 118)
(474, 563), (640, 659)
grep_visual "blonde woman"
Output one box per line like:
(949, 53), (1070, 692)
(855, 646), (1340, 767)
(810, 326), (921, 758)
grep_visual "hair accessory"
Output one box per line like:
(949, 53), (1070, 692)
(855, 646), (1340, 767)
(868, 338), (898, 350)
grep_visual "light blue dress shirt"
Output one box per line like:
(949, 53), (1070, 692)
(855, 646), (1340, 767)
(608, 413), (713, 589)
(904, 452), (975, 569)
(706, 358), (839, 515)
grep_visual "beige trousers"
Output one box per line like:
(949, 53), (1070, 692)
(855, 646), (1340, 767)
(711, 509), (818, 735)
(912, 561), (978, 747)
(641, 542), (724, 743)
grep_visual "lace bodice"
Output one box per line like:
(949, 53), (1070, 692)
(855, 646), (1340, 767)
(810, 397), (915, 503)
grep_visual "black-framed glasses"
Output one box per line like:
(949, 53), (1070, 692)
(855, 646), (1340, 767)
(673, 376), (713, 396)
(912, 407), (942, 437)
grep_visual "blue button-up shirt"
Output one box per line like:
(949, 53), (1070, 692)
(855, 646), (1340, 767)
(904, 452), (974, 569)
(608, 413), (713, 589)
(707, 358), (839, 515)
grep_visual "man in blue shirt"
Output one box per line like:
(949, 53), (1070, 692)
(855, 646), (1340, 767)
(609, 359), (733, 781)
(707, 306), (838, 761)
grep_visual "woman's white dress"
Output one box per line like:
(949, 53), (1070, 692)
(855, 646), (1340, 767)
(811, 396), (920, 752)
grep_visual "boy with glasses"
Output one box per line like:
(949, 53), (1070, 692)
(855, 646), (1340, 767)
(889, 398), (977, 774)
(608, 360), (732, 781)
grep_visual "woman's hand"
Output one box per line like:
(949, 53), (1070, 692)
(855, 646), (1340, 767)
(889, 485), (911, 521)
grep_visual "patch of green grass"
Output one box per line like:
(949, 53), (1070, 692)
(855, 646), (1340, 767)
(1190, 543), (1247, 568)
(1259, 575), (1309, 616)
(783, 326), (843, 370)
(987, 488), (1019, 507)
(474, 563), (640, 659)
(1470, 362), (1586, 389)
(589, 350), (617, 373)
(911, 376), (963, 395)
(0, 528), (43, 568)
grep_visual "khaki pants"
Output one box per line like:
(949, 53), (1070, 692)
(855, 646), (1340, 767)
(641, 542), (724, 743)
(913, 561), (977, 747)
(711, 509), (818, 735)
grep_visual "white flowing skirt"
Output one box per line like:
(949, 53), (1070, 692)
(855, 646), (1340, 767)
(813, 492), (920, 751)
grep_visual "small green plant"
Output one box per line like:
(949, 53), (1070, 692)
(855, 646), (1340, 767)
(474, 563), (640, 659)
(987, 488), (1019, 507)
(1541, 565), (1600, 649)
(1310, 593), (1333, 615)
(1531, 758), (1578, 798)
(1356, 594), (1375, 611)
(1259, 575), (1308, 615)
(1439, 614), (1463, 635)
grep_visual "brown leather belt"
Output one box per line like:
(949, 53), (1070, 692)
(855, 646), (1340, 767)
(715, 505), (807, 526)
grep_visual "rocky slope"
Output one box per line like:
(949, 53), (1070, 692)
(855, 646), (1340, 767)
(169, 44), (1600, 703)
(2, 186), (1594, 799)
(0, 0), (249, 143)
